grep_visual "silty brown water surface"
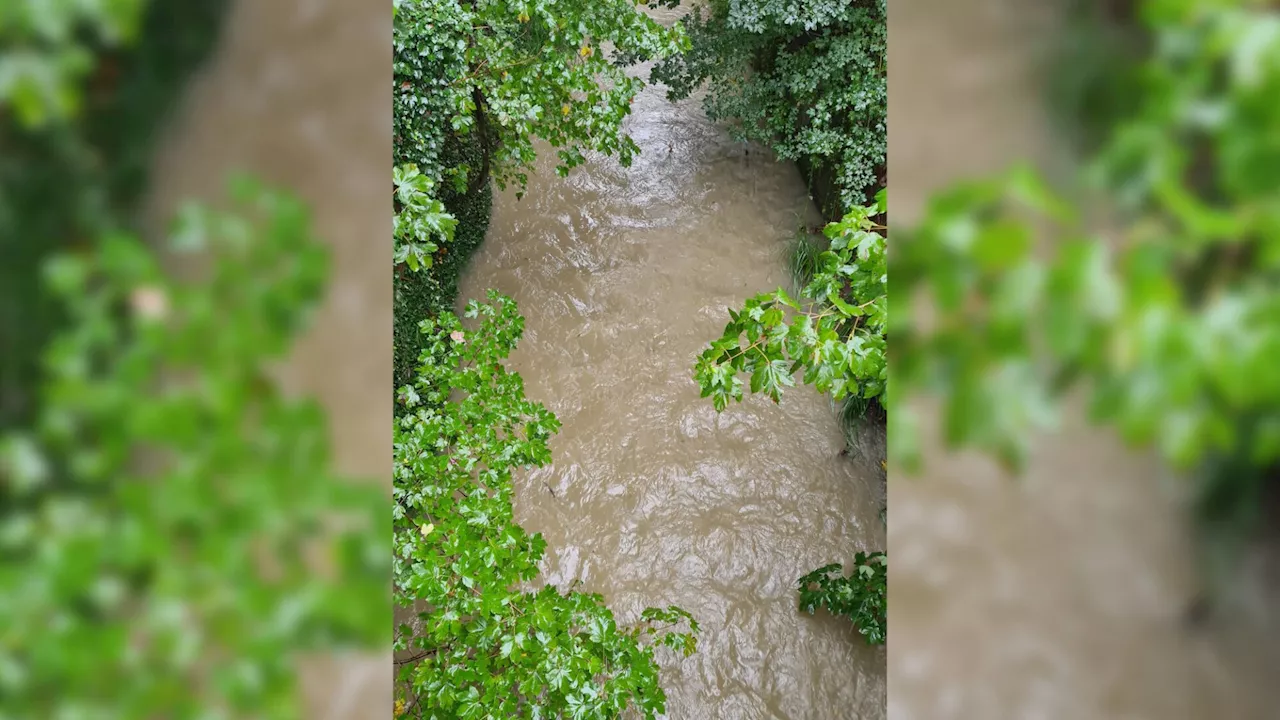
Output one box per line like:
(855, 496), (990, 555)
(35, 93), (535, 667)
(455, 16), (886, 720)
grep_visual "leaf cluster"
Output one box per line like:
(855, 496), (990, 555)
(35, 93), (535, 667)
(797, 552), (887, 645)
(695, 192), (887, 412)
(394, 163), (457, 273)
(0, 0), (146, 128)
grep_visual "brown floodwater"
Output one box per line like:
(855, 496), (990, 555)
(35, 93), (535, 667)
(455, 18), (886, 720)
(142, 0), (391, 716)
(890, 1), (1280, 718)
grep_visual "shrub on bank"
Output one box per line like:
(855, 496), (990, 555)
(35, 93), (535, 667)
(393, 131), (494, 393)
(799, 553), (887, 645)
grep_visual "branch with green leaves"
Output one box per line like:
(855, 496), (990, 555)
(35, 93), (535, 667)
(692, 192), (887, 643)
(394, 0), (687, 197)
(394, 293), (697, 720)
(394, 163), (456, 272)
(695, 191), (887, 412)
(892, 163), (1280, 477)
(798, 552), (887, 646)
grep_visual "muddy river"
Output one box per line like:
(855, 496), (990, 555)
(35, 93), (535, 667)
(454, 16), (886, 720)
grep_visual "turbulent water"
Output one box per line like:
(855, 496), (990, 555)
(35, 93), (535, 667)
(455, 25), (886, 720)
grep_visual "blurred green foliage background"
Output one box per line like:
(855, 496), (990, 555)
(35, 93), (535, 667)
(1, 2), (389, 717)
(892, 0), (1280, 593)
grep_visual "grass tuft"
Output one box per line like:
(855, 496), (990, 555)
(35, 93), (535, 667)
(784, 227), (824, 292)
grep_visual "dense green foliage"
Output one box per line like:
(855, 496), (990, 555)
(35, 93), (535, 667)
(393, 0), (684, 196)
(394, 294), (697, 718)
(694, 193), (888, 638)
(393, 135), (494, 392)
(394, 164), (456, 272)
(892, 1), (1280, 563)
(0, 181), (389, 718)
(0, 0), (146, 127)
(652, 0), (886, 216)
(798, 552), (887, 645)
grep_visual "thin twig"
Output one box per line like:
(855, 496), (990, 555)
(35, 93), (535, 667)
(395, 650), (432, 666)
